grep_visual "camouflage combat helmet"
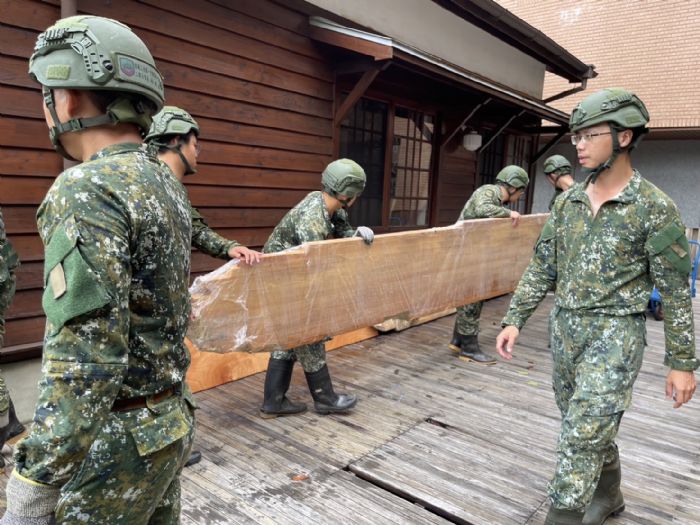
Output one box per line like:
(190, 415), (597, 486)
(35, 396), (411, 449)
(322, 159), (366, 204)
(146, 106), (200, 176)
(29, 16), (164, 159)
(145, 106), (200, 143)
(543, 155), (572, 179)
(569, 88), (649, 183)
(495, 165), (529, 189)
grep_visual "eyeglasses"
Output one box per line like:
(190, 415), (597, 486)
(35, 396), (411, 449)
(570, 131), (612, 145)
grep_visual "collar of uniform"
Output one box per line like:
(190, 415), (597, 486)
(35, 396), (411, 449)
(89, 142), (147, 162)
(569, 170), (641, 205)
(315, 191), (334, 227)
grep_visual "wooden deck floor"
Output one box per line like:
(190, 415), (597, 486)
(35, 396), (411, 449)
(3, 294), (700, 524)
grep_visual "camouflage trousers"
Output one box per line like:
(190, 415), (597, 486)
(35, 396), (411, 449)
(271, 341), (326, 373)
(548, 307), (645, 510)
(454, 301), (484, 336)
(0, 273), (15, 415)
(0, 373), (7, 416)
(54, 394), (196, 524)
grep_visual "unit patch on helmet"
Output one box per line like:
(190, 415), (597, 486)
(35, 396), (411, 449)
(115, 53), (163, 95)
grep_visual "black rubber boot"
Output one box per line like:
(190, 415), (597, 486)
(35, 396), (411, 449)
(305, 364), (357, 415)
(184, 450), (202, 468)
(545, 506), (585, 525)
(0, 399), (26, 449)
(259, 359), (307, 419)
(458, 335), (496, 365)
(448, 327), (463, 353)
(582, 456), (625, 525)
(0, 399), (25, 468)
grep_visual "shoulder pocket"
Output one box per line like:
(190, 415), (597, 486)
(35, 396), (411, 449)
(42, 222), (110, 335)
(646, 221), (691, 274)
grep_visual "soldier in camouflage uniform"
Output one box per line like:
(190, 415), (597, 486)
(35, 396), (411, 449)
(543, 155), (575, 210)
(0, 209), (25, 468)
(449, 166), (529, 364)
(260, 159), (374, 418)
(2, 16), (195, 525)
(146, 106), (261, 264)
(146, 106), (260, 468)
(496, 89), (697, 525)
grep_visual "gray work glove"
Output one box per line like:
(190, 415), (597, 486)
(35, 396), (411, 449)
(354, 226), (374, 245)
(0, 511), (55, 525)
(2, 471), (58, 525)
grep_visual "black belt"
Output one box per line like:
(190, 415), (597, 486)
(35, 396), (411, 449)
(112, 387), (175, 412)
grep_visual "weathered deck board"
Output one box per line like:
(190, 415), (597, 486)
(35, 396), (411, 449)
(2, 294), (699, 524)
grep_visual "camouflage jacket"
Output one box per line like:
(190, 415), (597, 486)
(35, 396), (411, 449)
(191, 205), (239, 260)
(263, 191), (355, 253)
(548, 188), (564, 211)
(160, 162), (238, 260)
(0, 207), (19, 286)
(16, 143), (193, 485)
(459, 184), (510, 220)
(503, 170), (697, 371)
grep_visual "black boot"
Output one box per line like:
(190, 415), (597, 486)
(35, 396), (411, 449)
(0, 399), (26, 449)
(583, 456), (625, 525)
(0, 399), (25, 468)
(545, 506), (584, 525)
(448, 327), (463, 353)
(305, 365), (357, 415)
(184, 450), (202, 467)
(260, 359), (307, 419)
(458, 335), (496, 365)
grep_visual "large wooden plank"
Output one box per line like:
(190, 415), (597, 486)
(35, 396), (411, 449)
(185, 327), (378, 393)
(187, 215), (547, 353)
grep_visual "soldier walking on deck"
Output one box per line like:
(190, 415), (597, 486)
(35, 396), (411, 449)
(497, 89), (697, 525)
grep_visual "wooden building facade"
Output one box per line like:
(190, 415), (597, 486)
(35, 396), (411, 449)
(0, 0), (592, 361)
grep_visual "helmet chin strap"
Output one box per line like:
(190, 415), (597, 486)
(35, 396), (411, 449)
(175, 144), (196, 176)
(585, 123), (621, 185)
(336, 195), (353, 209)
(43, 87), (115, 161)
(161, 138), (196, 176)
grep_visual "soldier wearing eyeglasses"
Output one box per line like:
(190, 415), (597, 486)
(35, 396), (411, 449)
(496, 89), (697, 525)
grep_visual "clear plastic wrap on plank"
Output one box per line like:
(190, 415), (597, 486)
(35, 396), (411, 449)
(187, 214), (548, 353)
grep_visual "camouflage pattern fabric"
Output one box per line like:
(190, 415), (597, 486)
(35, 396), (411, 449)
(547, 307), (644, 509)
(455, 301), (483, 336)
(264, 191), (355, 253)
(0, 207), (19, 415)
(548, 187), (564, 211)
(264, 191), (356, 372)
(455, 184), (510, 336)
(13, 143), (194, 518)
(502, 170), (697, 510)
(54, 394), (195, 524)
(191, 205), (238, 260)
(503, 171), (697, 370)
(458, 184), (511, 222)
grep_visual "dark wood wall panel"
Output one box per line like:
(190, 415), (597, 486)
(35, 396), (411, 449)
(0, 0), (335, 360)
(434, 138), (478, 226)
